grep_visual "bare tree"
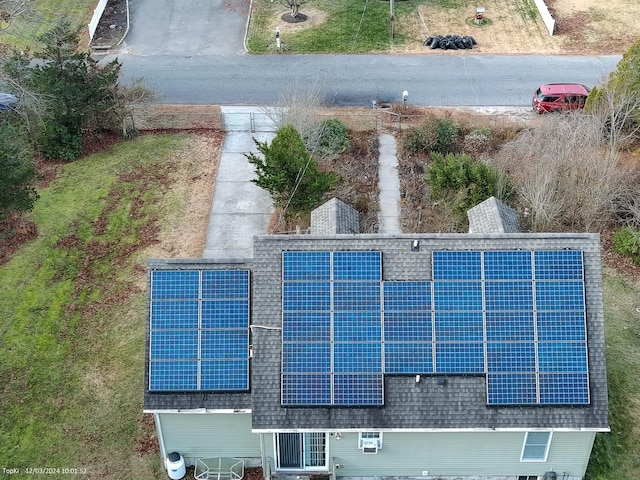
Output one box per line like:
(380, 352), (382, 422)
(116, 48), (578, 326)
(285, 0), (309, 18)
(589, 81), (640, 153)
(493, 113), (624, 232)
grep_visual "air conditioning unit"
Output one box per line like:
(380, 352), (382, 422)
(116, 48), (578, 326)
(360, 438), (380, 454)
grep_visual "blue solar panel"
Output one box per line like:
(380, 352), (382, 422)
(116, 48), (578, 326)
(383, 312), (432, 342)
(282, 281), (330, 311)
(201, 300), (248, 329)
(539, 372), (589, 404)
(537, 342), (588, 372)
(385, 343), (433, 373)
(334, 343), (383, 373)
(536, 311), (586, 341)
(435, 342), (484, 373)
(433, 281), (482, 311)
(201, 360), (249, 390)
(383, 281), (431, 310)
(281, 374), (332, 406)
(282, 343), (331, 373)
(487, 373), (537, 405)
(282, 251), (331, 281)
(486, 342), (536, 373)
(151, 330), (198, 359)
(333, 373), (384, 406)
(535, 250), (584, 281)
(201, 330), (247, 359)
(485, 281), (533, 311)
(483, 251), (533, 280)
(334, 312), (382, 341)
(151, 271), (199, 299)
(435, 312), (483, 342)
(333, 251), (381, 280)
(433, 251), (481, 280)
(535, 281), (585, 311)
(148, 269), (250, 392)
(282, 312), (331, 342)
(150, 301), (198, 329)
(333, 281), (381, 311)
(149, 361), (198, 391)
(486, 312), (534, 341)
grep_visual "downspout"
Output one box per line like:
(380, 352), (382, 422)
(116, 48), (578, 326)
(259, 433), (269, 480)
(155, 414), (167, 467)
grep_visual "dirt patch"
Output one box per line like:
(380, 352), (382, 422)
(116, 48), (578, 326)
(0, 214), (38, 265)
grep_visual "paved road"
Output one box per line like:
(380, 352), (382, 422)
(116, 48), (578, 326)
(100, 0), (621, 107)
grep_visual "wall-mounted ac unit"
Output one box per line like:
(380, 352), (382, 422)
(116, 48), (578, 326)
(360, 438), (380, 454)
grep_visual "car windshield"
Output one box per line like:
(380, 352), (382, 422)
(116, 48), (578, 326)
(536, 89), (560, 102)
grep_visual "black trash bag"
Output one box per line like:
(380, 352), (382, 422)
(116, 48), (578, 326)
(424, 36), (433, 46)
(430, 35), (441, 49)
(447, 39), (458, 50)
(469, 36), (477, 45)
(462, 37), (473, 49)
(439, 38), (448, 50)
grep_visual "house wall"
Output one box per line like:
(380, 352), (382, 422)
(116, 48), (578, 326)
(264, 431), (595, 478)
(157, 413), (262, 467)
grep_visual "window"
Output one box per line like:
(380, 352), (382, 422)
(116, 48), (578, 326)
(358, 432), (383, 453)
(521, 431), (552, 462)
(275, 433), (327, 470)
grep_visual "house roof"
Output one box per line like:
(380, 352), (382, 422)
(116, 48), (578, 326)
(143, 234), (608, 432)
(467, 196), (521, 234)
(310, 197), (360, 234)
(249, 233), (608, 432)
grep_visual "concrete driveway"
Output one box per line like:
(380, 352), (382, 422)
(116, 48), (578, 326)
(118, 0), (250, 56)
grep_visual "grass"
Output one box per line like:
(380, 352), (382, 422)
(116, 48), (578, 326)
(586, 270), (640, 479)
(246, 0), (425, 53)
(0, 134), (201, 478)
(0, 0), (96, 51)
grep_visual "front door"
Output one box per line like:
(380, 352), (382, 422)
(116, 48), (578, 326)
(276, 433), (327, 470)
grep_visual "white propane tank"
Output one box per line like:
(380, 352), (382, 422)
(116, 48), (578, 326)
(165, 452), (186, 480)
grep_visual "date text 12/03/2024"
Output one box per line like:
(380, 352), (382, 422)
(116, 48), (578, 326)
(3, 467), (89, 475)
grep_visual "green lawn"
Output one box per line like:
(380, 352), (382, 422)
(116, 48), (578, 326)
(246, 0), (425, 53)
(0, 134), (202, 479)
(1, 0), (96, 51)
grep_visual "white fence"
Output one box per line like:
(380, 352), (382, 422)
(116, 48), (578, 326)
(88, 0), (109, 41)
(533, 0), (556, 36)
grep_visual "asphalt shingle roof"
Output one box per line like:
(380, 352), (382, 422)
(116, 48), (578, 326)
(143, 234), (608, 432)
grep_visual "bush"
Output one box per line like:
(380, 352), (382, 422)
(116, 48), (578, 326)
(306, 118), (350, 157)
(434, 118), (460, 153)
(401, 116), (460, 154)
(426, 152), (512, 214)
(37, 122), (83, 161)
(464, 128), (492, 157)
(613, 227), (640, 264)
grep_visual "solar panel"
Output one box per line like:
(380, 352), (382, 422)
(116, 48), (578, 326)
(433, 281), (482, 311)
(435, 342), (484, 373)
(148, 269), (250, 392)
(534, 250), (584, 281)
(487, 373), (537, 405)
(333, 373), (384, 406)
(433, 251), (481, 280)
(385, 343), (433, 373)
(483, 251), (533, 280)
(278, 249), (590, 407)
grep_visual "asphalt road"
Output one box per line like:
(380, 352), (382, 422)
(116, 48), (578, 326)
(101, 0), (622, 107)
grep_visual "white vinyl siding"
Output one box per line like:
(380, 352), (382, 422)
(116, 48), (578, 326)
(521, 431), (553, 462)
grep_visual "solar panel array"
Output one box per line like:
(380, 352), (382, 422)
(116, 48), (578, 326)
(149, 270), (250, 392)
(281, 251), (384, 406)
(280, 249), (590, 407)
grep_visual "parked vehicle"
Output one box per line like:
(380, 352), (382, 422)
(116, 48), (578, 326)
(0, 93), (19, 111)
(532, 83), (589, 114)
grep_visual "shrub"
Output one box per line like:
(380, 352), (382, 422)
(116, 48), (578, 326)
(306, 118), (350, 157)
(434, 118), (460, 153)
(426, 152), (512, 214)
(401, 116), (438, 154)
(464, 127), (492, 157)
(613, 227), (640, 264)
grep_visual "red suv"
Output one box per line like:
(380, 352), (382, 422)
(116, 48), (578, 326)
(532, 83), (590, 114)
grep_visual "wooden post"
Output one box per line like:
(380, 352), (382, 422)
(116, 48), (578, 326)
(390, 0), (395, 39)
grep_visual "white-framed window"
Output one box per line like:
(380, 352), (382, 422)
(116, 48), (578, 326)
(358, 432), (383, 453)
(520, 431), (552, 462)
(275, 433), (327, 471)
